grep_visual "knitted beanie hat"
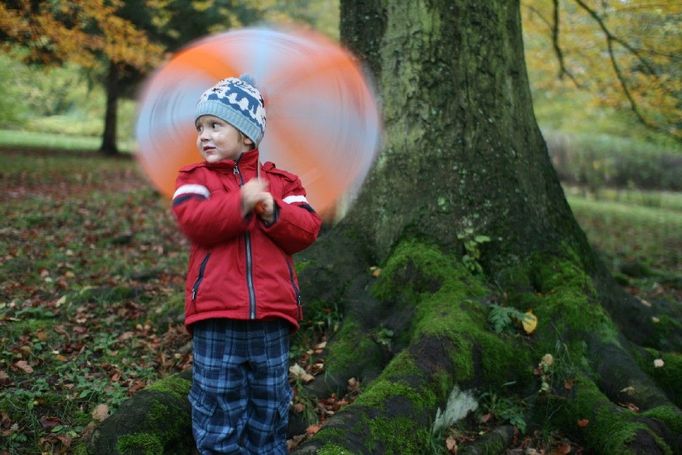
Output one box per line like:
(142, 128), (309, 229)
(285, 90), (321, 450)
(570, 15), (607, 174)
(194, 75), (266, 146)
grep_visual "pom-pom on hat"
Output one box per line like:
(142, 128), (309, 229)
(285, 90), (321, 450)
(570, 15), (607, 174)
(194, 75), (266, 146)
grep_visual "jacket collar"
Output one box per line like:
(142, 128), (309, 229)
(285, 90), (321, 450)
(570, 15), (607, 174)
(204, 148), (260, 171)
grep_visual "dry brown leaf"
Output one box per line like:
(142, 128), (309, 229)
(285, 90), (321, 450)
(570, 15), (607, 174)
(306, 424), (321, 435)
(577, 418), (589, 428)
(39, 416), (61, 430)
(293, 403), (305, 414)
(14, 360), (33, 374)
(553, 442), (572, 454)
(446, 435), (458, 453)
(91, 404), (110, 422)
(289, 363), (314, 383)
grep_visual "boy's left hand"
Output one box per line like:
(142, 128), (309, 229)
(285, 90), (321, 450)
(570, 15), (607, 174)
(255, 193), (275, 224)
(241, 178), (274, 223)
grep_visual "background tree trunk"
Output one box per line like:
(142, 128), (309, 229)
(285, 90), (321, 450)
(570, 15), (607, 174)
(100, 62), (119, 156)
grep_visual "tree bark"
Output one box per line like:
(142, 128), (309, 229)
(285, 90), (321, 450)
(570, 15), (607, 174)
(100, 62), (120, 155)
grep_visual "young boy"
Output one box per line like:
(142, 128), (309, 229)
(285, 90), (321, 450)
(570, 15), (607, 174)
(172, 76), (322, 454)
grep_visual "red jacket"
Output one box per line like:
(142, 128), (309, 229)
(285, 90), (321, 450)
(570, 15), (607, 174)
(172, 149), (321, 331)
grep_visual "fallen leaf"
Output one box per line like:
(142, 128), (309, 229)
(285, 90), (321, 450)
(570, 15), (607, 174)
(0, 370), (9, 385)
(651, 316), (660, 323)
(118, 331), (134, 342)
(577, 418), (589, 428)
(620, 386), (636, 395)
(619, 402), (640, 413)
(369, 266), (382, 278)
(653, 358), (665, 368)
(446, 435), (458, 453)
(293, 403), (305, 414)
(39, 416), (61, 430)
(480, 412), (492, 423)
(523, 310), (538, 334)
(289, 363), (315, 383)
(56, 434), (72, 448)
(306, 424), (321, 435)
(563, 379), (574, 390)
(14, 360), (33, 374)
(128, 380), (146, 394)
(91, 404), (109, 422)
(553, 442), (572, 454)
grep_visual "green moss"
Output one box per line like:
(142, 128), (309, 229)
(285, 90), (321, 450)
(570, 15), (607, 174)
(521, 251), (622, 349)
(325, 318), (380, 379)
(355, 378), (427, 411)
(116, 433), (163, 455)
(147, 401), (170, 426)
(317, 444), (357, 455)
(552, 375), (671, 454)
(146, 374), (190, 402)
(373, 240), (485, 303)
(637, 349), (682, 407)
(642, 405), (682, 435)
(71, 443), (88, 455)
(368, 416), (431, 454)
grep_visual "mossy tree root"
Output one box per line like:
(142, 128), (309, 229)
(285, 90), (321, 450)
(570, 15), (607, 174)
(297, 241), (682, 454)
(547, 374), (681, 454)
(85, 372), (193, 455)
(458, 425), (515, 455)
(295, 242), (532, 454)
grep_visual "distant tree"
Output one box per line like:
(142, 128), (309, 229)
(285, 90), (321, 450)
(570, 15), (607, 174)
(0, 0), (264, 154)
(522, 0), (682, 140)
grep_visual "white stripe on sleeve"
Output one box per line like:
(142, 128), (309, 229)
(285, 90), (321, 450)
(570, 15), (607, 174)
(173, 184), (210, 200)
(282, 195), (308, 204)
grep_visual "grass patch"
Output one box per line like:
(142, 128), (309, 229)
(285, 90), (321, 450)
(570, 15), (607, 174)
(0, 149), (189, 454)
(567, 193), (682, 274)
(0, 129), (134, 153)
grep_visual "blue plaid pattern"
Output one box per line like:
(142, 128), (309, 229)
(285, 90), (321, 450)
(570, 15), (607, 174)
(189, 319), (291, 454)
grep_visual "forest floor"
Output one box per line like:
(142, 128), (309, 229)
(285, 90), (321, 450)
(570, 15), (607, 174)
(0, 149), (680, 454)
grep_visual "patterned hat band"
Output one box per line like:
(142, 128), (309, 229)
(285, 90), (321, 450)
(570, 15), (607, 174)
(194, 76), (266, 146)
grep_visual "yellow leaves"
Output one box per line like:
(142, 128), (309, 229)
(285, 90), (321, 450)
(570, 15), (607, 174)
(2, 0), (164, 71)
(522, 310), (538, 334)
(521, 0), (682, 139)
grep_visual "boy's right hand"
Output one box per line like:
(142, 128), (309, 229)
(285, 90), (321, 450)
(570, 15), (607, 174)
(241, 179), (271, 217)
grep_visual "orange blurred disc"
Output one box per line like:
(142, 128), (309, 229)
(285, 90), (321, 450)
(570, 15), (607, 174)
(135, 26), (381, 217)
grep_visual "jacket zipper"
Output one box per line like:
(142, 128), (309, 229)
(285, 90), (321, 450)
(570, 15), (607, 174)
(285, 258), (303, 320)
(234, 163), (257, 319)
(191, 253), (211, 302)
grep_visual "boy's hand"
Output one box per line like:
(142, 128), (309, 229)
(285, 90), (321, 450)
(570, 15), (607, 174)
(241, 179), (274, 222)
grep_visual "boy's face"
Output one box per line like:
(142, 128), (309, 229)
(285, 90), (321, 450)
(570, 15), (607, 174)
(195, 115), (253, 163)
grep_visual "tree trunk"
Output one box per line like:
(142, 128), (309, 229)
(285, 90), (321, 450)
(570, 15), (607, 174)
(293, 0), (682, 453)
(100, 62), (119, 155)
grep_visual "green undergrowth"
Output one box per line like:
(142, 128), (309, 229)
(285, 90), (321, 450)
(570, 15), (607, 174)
(568, 195), (682, 274)
(0, 150), (191, 454)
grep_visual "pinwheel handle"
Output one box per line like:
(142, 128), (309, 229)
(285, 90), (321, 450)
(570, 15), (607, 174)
(255, 201), (266, 215)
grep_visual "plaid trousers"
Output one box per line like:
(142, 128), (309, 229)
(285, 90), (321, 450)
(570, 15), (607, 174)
(189, 319), (291, 455)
